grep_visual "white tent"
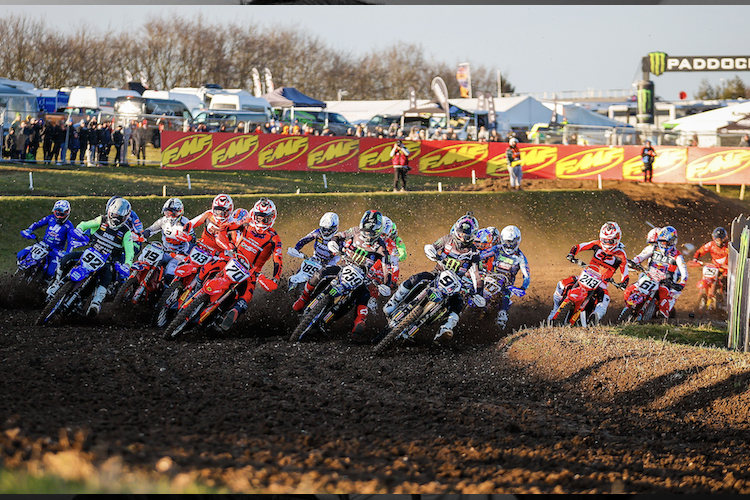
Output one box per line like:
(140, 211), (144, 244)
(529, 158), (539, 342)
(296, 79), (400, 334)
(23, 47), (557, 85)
(663, 100), (750, 146)
(324, 99), (431, 124)
(543, 102), (633, 128)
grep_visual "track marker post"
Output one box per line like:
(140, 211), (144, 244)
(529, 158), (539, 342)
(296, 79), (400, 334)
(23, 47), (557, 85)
(187, 174), (192, 190)
(740, 184), (745, 201)
(29, 172), (33, 191)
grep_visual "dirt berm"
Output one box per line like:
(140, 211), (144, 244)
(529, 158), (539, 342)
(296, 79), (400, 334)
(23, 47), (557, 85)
(2, 179), (750, 494)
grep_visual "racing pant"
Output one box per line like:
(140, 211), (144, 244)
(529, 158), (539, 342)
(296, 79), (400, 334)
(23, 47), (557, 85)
(657, 284), (682, 318)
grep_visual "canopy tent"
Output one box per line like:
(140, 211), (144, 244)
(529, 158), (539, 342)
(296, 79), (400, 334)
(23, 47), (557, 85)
(544, 102), (633, 128)
(262, 87), (326, 108)
(718, 113), (750, 134)
(663, 101), (750, 146)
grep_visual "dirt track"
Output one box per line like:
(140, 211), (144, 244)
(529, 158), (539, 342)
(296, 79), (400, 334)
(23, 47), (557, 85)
(3, 180), (750, 494)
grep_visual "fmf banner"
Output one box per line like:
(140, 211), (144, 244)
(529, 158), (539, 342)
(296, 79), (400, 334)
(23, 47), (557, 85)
(161, 132), (750, 185)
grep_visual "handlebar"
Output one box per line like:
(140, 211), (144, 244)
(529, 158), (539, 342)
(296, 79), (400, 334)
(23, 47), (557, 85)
(627, 258), (646, 273)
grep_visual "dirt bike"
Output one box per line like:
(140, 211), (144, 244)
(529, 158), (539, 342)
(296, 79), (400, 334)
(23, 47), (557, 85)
(286, 247), (324, 294)
(373, 266), (485, 355)
(551, 257), (625, 327)
(163, 252), (258, 340)
(289, 252), (391, 343)
(35, 246), (113, 326)
(114, 241), (167, 310)
(618, 259), (665, 323)
(14, 236), (53, 289)
(152, 242), (217, 328)
(689, 260), (727, 318)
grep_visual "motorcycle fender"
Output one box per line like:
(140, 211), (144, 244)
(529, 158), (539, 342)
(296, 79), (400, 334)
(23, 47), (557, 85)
(174, 262), (198, 278)
(69, 265), (92, 282)
(568, 286), (586, 303)
(203, 275), (232, 297)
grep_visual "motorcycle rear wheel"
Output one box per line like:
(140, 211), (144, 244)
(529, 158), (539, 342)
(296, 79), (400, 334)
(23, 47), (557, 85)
(618, 306), (634, 323)
(164, 293), (209, 340)
(290, 295), (331, 342)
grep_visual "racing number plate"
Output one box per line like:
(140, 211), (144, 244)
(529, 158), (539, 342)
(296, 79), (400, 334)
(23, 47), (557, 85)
(340, 265), (365, 289)
(224, 259), (251, 282)
(438, 270), (461, 295)
(189, 246), (211, 265)
(80, 248), (107, 272)
(578, 269), (602, 289)
(703, 266), (719, 278)
(140, 244), (164, 266)
(29, 243), (49, 260)
(636, 275), (658, 294)
(301, 258), (322, 275)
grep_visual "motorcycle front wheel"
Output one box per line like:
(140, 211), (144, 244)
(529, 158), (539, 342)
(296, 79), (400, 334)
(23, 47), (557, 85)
(290, 295), (332, 342)
(153, 280), (184, 328)
(552, 302), (575, 327)
(164, 293), (209, 341)
(114, 276), (139, 309)
(36, 281), (75, 326)
(374, 304), (424, 355)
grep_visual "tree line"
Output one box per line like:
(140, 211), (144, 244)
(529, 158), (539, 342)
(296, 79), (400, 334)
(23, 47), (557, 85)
(0, 13), (515, 102)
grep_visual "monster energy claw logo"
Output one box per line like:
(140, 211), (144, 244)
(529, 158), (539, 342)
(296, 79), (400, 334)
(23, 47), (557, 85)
(649, 52), (667, 76)
(637, 88), (653, 116)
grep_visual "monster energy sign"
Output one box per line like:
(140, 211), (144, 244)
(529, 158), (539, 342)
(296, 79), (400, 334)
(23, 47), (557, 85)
(648, 52), (750, 76)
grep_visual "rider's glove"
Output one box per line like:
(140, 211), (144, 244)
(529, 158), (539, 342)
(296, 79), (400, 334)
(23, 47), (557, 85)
(619, 275), (630, 288)
(115, 262), (131, 278)
(510, 286), (526, 297)
(287, 247), (305, 259)
(672, 283), (685, 292)
(142, 229), (151, 239)
(472, 294), (487, 308)
(20, 229), (34, 240)
(258, 275), (278, 292)
(566, 253), (575, 262)
(424, 244), (438, 261)
(327, 240), (340, 255)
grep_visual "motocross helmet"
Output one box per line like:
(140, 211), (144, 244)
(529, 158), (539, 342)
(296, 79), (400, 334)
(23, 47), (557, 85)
(712, 227), (729, 247)
(232, 208), (250, 226)
(107, 198), (132, 229)
(359, 209), (383, 245)
(647, 227), (661, 245)
(381, 216), (395, 241)
(599, 221), (622, 253)
(52, 199), (71, 224)
(250, 197), (277, 232)
(211, 194), (234, 222)
(106, 195), (122, 212)
(657, 225), (678, 250)
(162, 198), (184, 223)
(500, 225), (522, 254)
(509, 138), (518, 147)
(475, 228), (495, 251)
(451, 212), (479, 249)
(486, 226), (500, 247)
(319, 212), (339, 239)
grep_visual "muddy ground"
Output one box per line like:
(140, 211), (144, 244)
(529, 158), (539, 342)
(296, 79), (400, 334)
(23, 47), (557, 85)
(2, 180), (750, 494)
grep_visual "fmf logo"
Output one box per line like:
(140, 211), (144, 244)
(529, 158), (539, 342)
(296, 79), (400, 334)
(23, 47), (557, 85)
(623, 148), (686, 180)
(686, 150), (750, 182)
(258, 137), (308, 169)
(359, 141), (420, 171)
(420, 143), (487, 174)
(212, 135), (259, 168)
(486, 145), (557, 178)
(308, 139), (359, 169)
(161, 134), (213, 167)
(556, 147), (624, 178)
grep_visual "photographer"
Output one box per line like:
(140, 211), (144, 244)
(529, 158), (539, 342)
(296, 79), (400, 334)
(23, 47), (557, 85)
(390, 140), (410, 192)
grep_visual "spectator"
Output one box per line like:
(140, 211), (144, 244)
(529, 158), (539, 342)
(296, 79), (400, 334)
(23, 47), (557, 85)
(418, 129), (426, 141)
(477, 126), (489, 143)
(690, 132), (699, 147)
(78, 121), (89, 166)
(28, 119), (41, 162)
(506, 137), (523, 190)
(387, 122), (399, 138)
(390, 140), (410, 193)
(292, 119), (302, 135)
(41, 120), (54, 164)
(129, 120), (138, 158)
(234, 122), (245, 134)
(112, 125), (124, 166)
(68, 124), (80, 164)
(407, 127), (419, 141)
(346, 127), (355, 137)
(20, 121), (33, 161)
(489, 129), (501, 142)
(133, 122), (148, 165)
(88, 120), (99, 166)
(98, 123), (112, 166)
(10, 113), (21, 136)
(739, 134), (750, 147)
(355, 124), (365, 138)
(4, 127), (18, 160)
(430, 127), (442, 141)
(51, 121), (65, 164)
(59, 121), (70, 164)
(121, 122), (132, 166)
(641, 139), (656, 183)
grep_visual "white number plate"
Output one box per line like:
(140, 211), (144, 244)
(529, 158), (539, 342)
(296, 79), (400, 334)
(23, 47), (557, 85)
(224, 259), (251, 282)
(189, 246), (211, 265)
(140, 244), (164, 266)
(578, 269), (602, 289)
(703, 266), (719, 278)
(30, 243), (50, 260)
(301, 258), (322, 275)
(438, 270), (461, 295)
(80, 248), (107, 272)
(340, 265), (365, 288)
(636, 276), (659, 294)
(484, 275), (501, 296)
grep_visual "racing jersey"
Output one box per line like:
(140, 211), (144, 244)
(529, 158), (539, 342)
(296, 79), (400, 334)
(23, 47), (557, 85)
(570, 240), (628, 286)
(294, 227), (339, 266)
(76, 216), (134, 266)
(230, 226), (283, 282)
(489, 247), (531, 290)
(25, 215), (78, 253)
(633, 244), (688, 286)
(430, 234), (483, 293)
(694, 240), (729, 271)
(186, 210), (233, 254)
(144, 215), (194, 254)
(331, 227), (389, 280)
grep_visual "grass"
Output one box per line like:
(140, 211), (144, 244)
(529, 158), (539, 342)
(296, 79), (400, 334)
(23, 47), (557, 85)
(612, 321), (727, 348)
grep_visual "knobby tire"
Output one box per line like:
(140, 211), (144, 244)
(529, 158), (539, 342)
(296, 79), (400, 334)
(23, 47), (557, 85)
(642, 299), (657, 322)
(164, 293), (209, 340)
(153, 281), (183, 328)
(36, 281), (75, 326)
(618, 306), (634, 323)
(290, 295), (331, 342)
(114, 276), (139, 309)
(552, 302), (575, 327)
(374, 305), (424, 355)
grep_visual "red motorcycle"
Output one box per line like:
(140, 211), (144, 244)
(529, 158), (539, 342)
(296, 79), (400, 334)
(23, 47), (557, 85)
(551, 257), (625, 327)
(618, 259), (665, 323)
(114, 241), (167, 310)
(152, 242), (218, 327)
(689, 260), (727, 318)
(163, 252), (264, 340)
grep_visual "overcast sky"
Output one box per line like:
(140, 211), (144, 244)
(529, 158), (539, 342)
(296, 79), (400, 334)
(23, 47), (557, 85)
(4, 4), (750, 101)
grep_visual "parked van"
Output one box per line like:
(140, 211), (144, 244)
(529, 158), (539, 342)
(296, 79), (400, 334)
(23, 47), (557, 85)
(68, 87), (140, 113)
(277, 109), (354, 136)
(208, 90), (272, 117)
(142, 90), (205, 117)
(192, 110), (268, 133)
(33, 88), (70, 114)
(114, 96), (192, 147)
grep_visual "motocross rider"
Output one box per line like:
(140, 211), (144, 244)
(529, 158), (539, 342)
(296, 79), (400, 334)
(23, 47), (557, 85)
(485, 225), (530, 329)
(288, 211), (341, 268)
(476, 226), (501, 266)
(292, 209), (391, 342)
(141, 198), (195, 284)
(181, 193), (236, 255)
(383, 212), (485, 343)
(368, 215), (404, 312)
(218, 197), (283, 332)
(548, 221), (629, 324)
(46, 198), (135, 316)
(691, 226), (729, 307)
(628, 225), (688, 319)
(17, 200), (84, 282)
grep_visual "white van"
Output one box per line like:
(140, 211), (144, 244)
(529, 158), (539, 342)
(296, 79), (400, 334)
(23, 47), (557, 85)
(67, 86), (140, 113)
(208, 90), (272, 118)
(142, 90), (205, 117)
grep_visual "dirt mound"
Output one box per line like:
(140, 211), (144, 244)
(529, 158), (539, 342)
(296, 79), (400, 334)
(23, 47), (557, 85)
(2, 180), (750, 494)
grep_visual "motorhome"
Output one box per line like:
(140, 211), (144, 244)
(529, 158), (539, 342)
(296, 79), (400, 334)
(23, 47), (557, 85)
(142, 90), (205, 117)
(67, 86), (140, 114)
(33, 88), (70, 114)
(0, 84), (38, 134)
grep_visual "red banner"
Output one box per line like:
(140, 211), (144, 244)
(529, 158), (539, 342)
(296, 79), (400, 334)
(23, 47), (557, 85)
(161, 132), (750, 185)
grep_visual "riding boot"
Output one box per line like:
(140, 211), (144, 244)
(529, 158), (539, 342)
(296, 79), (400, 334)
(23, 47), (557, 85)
(292, 282), (315, 312)
(220, 299), (248, 332)
(351, 305), (369, 342)
(383, 283), (409, 316)
(46, 266), (65, 298)
(87, 285), (107, 317)
(435, 312), (459, 342)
